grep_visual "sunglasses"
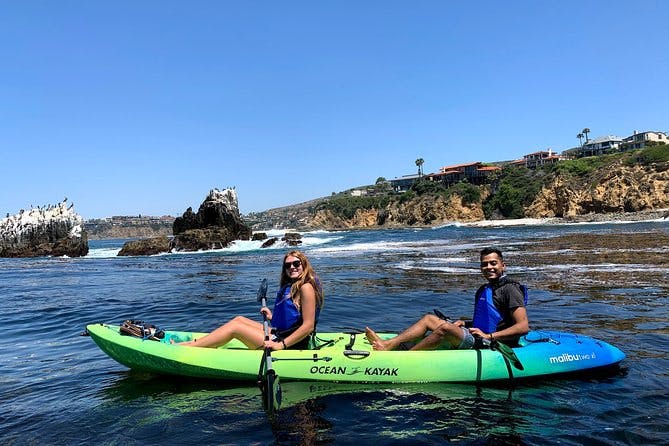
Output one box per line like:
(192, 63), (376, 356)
(284, 260), (302, 269)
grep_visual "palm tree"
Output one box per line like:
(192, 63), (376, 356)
(582, 128), (591, 144)
(577, 133), (584, 146)
(415, 158), (424, 177)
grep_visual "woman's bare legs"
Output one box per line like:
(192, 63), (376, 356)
(178, 316), (265, 348)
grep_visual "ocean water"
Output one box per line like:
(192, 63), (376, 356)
(1, 220), (668, 445)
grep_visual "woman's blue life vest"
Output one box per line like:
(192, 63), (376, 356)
(272, 283), (321, 334)
(472, 281), (528, 334)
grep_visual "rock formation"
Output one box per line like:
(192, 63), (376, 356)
(0, 200), (88, 258)
(526, 162), (669, 218)
(118, 188), (252, 256)
(117, 236), (171, 256)
(306, 194), (485, 229)
(282, 232), (303, 246)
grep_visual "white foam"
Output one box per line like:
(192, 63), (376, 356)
(462, 218), (559, 228)
(86, 247), (122, 258)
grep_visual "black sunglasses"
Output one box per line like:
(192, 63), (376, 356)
(284, 260), (302, 269)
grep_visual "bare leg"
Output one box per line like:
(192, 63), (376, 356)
(410, 322), (463, 350)
(366, 314), (465, 351)
(178, 316), (265, 349)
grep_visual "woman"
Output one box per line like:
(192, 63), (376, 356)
(178, 251), (323, 350)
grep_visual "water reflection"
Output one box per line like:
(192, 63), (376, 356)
(92, 373), (630, 444)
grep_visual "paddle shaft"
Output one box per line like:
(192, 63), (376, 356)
(257, 278), (281, 412)
(261, 294), (273, 371)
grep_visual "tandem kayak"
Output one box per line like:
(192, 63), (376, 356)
(86, 323), (624, 383)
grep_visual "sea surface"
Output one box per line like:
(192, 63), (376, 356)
(1, 220), (668, 445)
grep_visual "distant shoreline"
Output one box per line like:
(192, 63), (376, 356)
(85, 208), (668, 239)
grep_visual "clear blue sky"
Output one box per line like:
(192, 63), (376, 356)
(1, 1), (667, 219)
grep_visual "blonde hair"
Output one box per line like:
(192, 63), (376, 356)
(279, 250), (323, 310)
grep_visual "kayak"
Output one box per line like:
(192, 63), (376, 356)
(86, 323), (624, 383)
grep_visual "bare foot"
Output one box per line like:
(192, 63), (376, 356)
(365, 327), (389, 351)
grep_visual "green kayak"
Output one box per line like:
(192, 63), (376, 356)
(86, 323), (624, 383)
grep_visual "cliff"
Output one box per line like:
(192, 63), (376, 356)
(249, 155), (669, 230)
(526, 161), (669, 218)
(0, 200), (88, 258)
(307, 194), (485, 229)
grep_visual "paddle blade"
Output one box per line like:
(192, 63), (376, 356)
(262, 369), (282, 412)
(257, 278), (268, 303)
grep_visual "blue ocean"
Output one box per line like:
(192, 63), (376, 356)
(1, 220), (668, 445)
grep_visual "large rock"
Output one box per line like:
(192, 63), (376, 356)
(171, 188), (252, 252)
(118, 188), (252, 255)
(117, 236), (171, 256)
(0, 200), (89, 258)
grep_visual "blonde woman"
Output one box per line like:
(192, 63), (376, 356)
(178, 251), (323, 350)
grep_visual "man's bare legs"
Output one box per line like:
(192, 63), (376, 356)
(177, 316), (265, 348)
(365, 314), (464, 351)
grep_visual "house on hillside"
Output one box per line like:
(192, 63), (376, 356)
(428, 162), (500, 186)
(388, 173), (422, 192)
(620, 130), (668, 151)
(511, 149), (564, 169)
(577, 135), (624, 157)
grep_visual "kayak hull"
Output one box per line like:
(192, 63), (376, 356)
(86, 324), (625, 383)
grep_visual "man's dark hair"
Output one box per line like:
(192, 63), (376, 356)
(480, 247), (503, 260)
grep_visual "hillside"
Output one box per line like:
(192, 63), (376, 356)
(247, 146), (669, 230)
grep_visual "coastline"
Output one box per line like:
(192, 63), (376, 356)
(459, 209), (669, 228)
(306, 208), (669, 233)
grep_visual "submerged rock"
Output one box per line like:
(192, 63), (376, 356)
(261, 237), (278, 248)
(0, 200), (88, 258)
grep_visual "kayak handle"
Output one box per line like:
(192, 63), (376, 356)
(343, 349), (371, 359)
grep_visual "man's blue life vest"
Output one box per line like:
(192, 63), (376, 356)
(272, 284), (321, 333)
(472, 281), (528, 333)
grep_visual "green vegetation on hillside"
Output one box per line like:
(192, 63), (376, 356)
(447, 181), (481, 205)
(314, 194), (392, 219)
(624, 143), (669, 165)
(550, 155), (616, 177)
(483, 166), (544, 219)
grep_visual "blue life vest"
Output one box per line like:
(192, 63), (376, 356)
(272, 284), (321, 332)
(472, 281), (528, 333)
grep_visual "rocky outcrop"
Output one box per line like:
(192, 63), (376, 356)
(526, 162), (669, 218)
(282, 232), (303, 246)
(170, 188), (252, 252)
(117, 236), (171, 256)
(118, 188), (252, 256)
(386, 194), (485, 226)
(0, 200), (88, 258)
(307, 194), (484, 229)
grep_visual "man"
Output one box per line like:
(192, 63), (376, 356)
(365, 247), (529, 351)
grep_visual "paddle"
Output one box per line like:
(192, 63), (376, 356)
(433, 309), (524, 371)
(257, 278), (282, 413)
